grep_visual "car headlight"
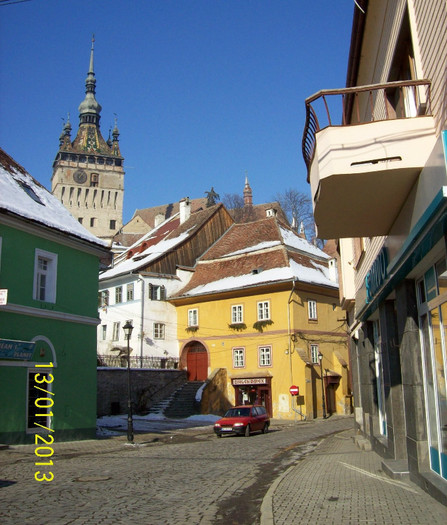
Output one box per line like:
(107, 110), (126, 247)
(214, 423), (221, 428)
(233, 422), (244, 427)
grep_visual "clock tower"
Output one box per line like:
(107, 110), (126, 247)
(51, 38), (124, 242)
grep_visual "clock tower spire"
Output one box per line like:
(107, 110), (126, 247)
(51, 38), (124, 243)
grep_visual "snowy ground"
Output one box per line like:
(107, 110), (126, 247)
(97, 412), (221, 437)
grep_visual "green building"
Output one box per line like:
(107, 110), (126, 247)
(0, 147), (110, 444)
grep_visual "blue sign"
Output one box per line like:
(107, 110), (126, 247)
(0, 339), (36, 360)
(365, 247), (388, 303)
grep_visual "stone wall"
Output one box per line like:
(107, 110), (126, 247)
(97, 368), (187, 416)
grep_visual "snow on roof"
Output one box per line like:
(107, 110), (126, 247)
(279, 226), (329, 259)
(0, 148), (108, 248)
(100, 228), (193, 280)
(178, 256), (337, 297)
(225, 240), (281, 257)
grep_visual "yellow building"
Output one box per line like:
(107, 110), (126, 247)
(170, 216), (350, 420)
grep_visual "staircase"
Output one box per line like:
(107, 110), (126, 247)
(147, 381), (205, 419)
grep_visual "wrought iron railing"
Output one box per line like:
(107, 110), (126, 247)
(97, 354), (179, 369)
(301, 79), (432, 178)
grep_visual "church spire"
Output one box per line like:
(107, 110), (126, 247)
(243, 172), (253, 207)
(78, 35), (102, 126)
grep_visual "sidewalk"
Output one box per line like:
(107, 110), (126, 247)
(261, 426), (447, 525)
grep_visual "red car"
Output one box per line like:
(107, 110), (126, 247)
(214, 405), (270, 437)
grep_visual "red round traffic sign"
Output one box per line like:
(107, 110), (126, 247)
(289, 385), (299, 396)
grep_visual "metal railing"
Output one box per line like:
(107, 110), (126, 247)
(97, 354), (179, 369)
(301, 79), (432, 178)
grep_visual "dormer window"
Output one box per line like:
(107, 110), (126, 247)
(266, 208), (276, 217)
(17, 180), (43, 205)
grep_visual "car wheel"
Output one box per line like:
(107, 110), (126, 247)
(244, 424), (250, 437)
(262, 423), (269, 434)
(216, 433), (222, 438)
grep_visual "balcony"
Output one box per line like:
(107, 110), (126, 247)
(302, 80), (436, 239)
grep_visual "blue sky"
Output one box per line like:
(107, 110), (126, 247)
(0, 0), (354, 224)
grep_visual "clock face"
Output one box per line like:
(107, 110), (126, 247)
(73, 169), (87, 184)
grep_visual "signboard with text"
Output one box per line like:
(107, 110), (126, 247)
(0, 339), (36, 360)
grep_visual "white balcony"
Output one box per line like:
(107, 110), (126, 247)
(302, 80), (437, 239)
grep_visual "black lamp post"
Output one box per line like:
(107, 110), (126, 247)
(123, 320), (134, 442)
(318, 351), (327, 419)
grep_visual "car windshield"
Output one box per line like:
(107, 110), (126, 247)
(224, 407), (251, 418)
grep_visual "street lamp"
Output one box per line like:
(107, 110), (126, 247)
(318, 352), (327, 419)
(123, 319), (134, 442)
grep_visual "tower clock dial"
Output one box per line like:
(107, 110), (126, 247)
(73, 169), (87, 184)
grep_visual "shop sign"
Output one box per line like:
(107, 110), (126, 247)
(233, 378), (267, 385)
(0, 339), (36, 360)
(365, 247), (388, 303)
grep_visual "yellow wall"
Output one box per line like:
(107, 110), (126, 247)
(174, 283), (349, 420)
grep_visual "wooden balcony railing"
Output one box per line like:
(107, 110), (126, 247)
(302, 79), (432, 179)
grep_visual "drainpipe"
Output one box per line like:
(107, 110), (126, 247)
(287, 279), (306, 420)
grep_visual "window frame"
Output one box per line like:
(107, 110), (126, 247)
(112, 322), (120, 341)
(257, 300), (270, 321)
(308, 299), (318, 321)
(188, 308), (198, 327)
(149, 284), (166, 301)
(153, 322), (165, 340)
(33, 249), (58, 303)
(310, 344), (320, 364)
(127, 283), (134, 302)
(231, 304), (244, 324)
(115, 286), (123, 304)
(232, 347), (245, 369)
(258, 345), (272, 367)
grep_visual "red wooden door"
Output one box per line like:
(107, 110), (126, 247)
(186, 344), (208, 381)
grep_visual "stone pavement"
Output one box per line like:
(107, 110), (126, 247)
(260, 426), (447, 525)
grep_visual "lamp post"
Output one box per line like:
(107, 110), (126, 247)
(318, 352), (327, 419)
(123, 320), (134, 442)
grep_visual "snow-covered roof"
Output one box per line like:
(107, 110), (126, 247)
(0, 148), (108, 248)
(173, 218), (337, 298)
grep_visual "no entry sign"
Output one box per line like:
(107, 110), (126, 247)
(289, 385), (299, 396)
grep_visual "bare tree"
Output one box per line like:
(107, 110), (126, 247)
(273, 188), (321, 246)
(221, 193), (244, 210)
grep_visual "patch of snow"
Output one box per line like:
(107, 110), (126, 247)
(280, 226), (329, 259)
(225, 241), (281, 257)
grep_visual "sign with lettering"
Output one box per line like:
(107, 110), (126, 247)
(0, 289), (7, 305)
(0, 339), (36, 360)
(232, 378), (267, 386)
(365, 247), (388, 303)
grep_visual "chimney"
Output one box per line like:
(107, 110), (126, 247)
(328, 258), (338, 283)
(179, 197), (191, 224)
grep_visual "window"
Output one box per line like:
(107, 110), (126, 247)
(99, 290), (109, 307)
(188, 308), (198, 327)
(233, 347), (245, 368)
(310, 344), (319, 364)
(90, 173), (98, 187)
(112, 322), (120, 341)
(90, 217), (96, 227)
(232, 305), (244, 324)
(115, 286), (122, 304)
(27, 369), (53, 431)
(78, 218), (83, 224)
(257, 301), (270, 321)
(259, 346), (272, 367)
(127, 283), (134, 301)
(33, 249), (58, 303)
(110, 220), (116, 230)
(154, 323), (165, 340)
(308, 299), (317, 320)
(101, 325), (107, 340)
(149, 284), (166, 301)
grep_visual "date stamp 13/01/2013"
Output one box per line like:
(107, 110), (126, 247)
(31, 362), (55, 482)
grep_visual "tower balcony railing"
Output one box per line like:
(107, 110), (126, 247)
(301, 79), (436, 239)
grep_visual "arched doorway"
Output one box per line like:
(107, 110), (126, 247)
(185, 342), (208, 381)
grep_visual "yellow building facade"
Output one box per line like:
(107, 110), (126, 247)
(170, 217), (350, 420)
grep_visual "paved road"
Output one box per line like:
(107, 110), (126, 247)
(0, 417), (351, 524)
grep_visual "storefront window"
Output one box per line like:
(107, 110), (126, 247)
(417, 258), (447, 479)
